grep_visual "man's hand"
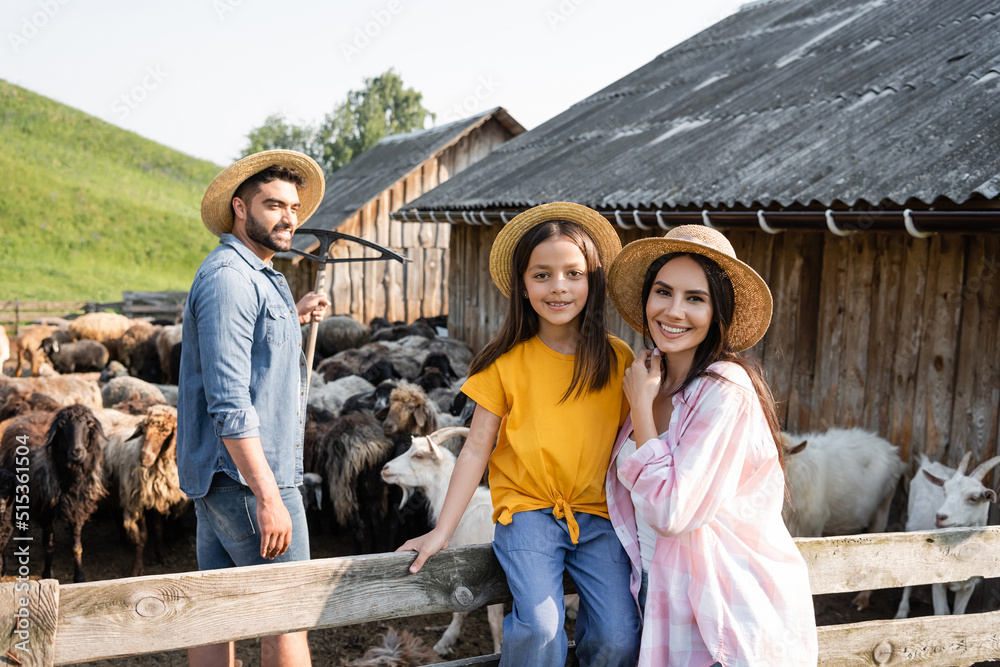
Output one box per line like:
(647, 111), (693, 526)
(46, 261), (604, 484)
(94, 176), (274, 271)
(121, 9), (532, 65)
(297, 291), (331, 325)
(257, 491), (293, 559)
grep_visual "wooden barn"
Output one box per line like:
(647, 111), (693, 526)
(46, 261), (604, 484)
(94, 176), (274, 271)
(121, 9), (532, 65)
(395, 0), (1000, 474)
(275, 108), (524, 323)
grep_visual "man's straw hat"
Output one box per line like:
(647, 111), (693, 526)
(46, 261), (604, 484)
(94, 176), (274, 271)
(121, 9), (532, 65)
(489, 202), (622, 298)
(201, 150), (325, 236)
(608, 225), (772, 352)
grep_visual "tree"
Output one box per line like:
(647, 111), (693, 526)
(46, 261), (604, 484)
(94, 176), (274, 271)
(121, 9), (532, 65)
(239, 70), (433, 176)
(240, 113), (313, 157)
(314, 69), (433, 175)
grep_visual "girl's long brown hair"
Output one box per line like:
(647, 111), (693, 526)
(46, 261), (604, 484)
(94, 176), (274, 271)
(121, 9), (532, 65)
(640, 252), (784, 468)
(468, 220), (617, 402)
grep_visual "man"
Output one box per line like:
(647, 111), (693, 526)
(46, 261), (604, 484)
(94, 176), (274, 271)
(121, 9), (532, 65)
(178, 150), (329, 667)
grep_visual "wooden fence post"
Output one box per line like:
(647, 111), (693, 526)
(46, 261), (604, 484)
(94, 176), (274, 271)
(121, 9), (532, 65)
(0, 579), (60, 667)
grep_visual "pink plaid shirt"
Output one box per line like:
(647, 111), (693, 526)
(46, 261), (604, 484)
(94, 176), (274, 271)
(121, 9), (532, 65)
(606, 362), (818, 667)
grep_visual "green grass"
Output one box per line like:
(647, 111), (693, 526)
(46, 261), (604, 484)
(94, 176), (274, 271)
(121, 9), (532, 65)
(0, 80), (222, 301)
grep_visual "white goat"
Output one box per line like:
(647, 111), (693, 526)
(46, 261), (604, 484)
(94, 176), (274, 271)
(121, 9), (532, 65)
(895, 452), (1000, 619)
(781, 427), (906, 610)
(381, 426), (503, 656)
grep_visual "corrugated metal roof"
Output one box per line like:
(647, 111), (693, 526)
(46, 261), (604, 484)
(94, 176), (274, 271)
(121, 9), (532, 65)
(404, 0), (1000, 213)
(289, 108), (524, 253)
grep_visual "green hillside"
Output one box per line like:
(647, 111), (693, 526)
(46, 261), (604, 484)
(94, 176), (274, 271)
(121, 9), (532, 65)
(0, 80), (222, 301)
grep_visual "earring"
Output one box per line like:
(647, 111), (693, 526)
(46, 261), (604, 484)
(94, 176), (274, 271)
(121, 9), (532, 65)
(522, 291), (528, 298)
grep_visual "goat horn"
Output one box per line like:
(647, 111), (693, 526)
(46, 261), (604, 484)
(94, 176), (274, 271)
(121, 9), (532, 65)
(969, 456), (1000, 482)
(955, 451), (973, 476)
(427, 427), (470, 447)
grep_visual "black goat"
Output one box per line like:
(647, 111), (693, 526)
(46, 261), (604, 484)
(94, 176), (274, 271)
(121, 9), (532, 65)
(0, 404), (106, 582)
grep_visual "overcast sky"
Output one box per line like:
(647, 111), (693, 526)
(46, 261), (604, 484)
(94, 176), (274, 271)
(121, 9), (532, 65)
(2, 0), (746, 166)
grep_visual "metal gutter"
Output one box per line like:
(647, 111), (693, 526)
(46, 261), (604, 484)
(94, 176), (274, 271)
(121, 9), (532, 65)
(390, 208), (1000, 237)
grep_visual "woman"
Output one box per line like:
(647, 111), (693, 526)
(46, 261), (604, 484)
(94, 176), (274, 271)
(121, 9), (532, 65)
(605, 225), (818, 667)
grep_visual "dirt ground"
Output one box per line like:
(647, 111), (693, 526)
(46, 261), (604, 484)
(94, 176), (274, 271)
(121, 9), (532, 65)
(13, 503), (1000, 667)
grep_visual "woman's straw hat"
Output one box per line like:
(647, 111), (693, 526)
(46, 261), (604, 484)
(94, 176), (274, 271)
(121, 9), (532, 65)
(608, 225), (772, 352)
(489, 202), (622, 298)
(201, 150), (326, 236)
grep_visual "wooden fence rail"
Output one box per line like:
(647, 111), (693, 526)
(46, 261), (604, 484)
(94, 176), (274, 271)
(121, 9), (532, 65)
(1, 527), (999, 666)
(0, 293), (187, 336)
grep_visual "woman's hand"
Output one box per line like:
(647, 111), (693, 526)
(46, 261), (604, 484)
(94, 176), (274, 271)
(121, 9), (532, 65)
(623, 348), (663, 412)
(397, 528), (450, 573)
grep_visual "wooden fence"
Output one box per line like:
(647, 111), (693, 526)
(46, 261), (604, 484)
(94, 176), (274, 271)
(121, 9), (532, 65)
(2, 527), (999, 666)
(0, 293), (186, 336)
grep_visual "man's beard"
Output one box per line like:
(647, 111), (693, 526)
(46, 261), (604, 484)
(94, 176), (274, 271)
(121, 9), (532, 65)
(245, 209), (293, 253)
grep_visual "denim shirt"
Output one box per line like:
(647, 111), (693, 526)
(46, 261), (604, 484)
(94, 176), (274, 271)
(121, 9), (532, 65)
(177, 234), (306, 498)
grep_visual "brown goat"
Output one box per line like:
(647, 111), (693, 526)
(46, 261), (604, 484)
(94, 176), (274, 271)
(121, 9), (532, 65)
(0, 404), (107, 582)
(102, 404), (184, 576)
(382, 381), (439, 437)
(11, 324), (58, 377)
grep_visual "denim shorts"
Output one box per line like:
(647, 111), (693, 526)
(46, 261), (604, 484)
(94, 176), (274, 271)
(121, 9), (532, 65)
(194, 472), (310, 570)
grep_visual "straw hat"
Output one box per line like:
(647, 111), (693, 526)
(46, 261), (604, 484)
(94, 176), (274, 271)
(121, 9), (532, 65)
(200, 150), (326, 236)
(607, 225), (772, 352)
(489, 202), (622, 298)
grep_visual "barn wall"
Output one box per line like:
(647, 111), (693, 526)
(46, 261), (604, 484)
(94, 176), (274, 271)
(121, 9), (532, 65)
(274, 118), (515, 324)
(450, 226), (1000, 469)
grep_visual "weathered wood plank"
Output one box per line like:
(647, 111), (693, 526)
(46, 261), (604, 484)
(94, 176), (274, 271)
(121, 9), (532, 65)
(916, 235), (965, 465)
(813, 236), (849, 432)
(424, 248), (444, 318)
(330, 242), (352, 315)
(0, 579), (59, 667)
(386, 256), (406, 323)
(950, 237), (1000, 471)
(836, 234), (877, 428)
(406, 248), (424, 323)
(54, 546), (509, 664)
(816, 609), (1000, 667)
(863, 234), (905, 436)
(888, 236), (931, 465)
(761, 231), (799, 427)
(422, 157), (439, 193)
(349, 240), (365, 323)
(787, 233), (825, 432)
(798, 526), (1000, 595)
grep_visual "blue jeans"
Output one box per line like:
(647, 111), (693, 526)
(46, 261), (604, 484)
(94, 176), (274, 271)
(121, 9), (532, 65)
(493, 509), (640, 667)
(194, 472), (310, 570)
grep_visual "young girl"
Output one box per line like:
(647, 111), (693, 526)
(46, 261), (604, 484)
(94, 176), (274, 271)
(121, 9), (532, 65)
(399, 202), (641, 666)
(605, 225), (818, 667)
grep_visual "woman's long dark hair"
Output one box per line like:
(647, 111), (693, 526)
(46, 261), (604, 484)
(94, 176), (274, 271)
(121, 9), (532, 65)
(468, 220), (617, 402)
(641, 252), (784, 467)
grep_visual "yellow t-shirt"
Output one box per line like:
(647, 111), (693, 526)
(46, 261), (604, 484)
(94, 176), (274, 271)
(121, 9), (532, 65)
(461, 335), (634, 543)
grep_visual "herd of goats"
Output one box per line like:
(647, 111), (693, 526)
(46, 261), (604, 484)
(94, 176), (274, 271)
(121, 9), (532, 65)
(0, 309), (998, 658)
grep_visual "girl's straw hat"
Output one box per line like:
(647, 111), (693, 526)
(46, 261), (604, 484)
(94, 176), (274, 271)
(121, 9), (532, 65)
(489, 202), (623, 298)
(608, 225), (773, 352)
(201, 150), (326, 236)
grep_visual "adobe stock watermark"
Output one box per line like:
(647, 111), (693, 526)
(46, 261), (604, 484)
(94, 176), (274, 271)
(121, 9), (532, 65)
(112, 65), (169, 120)
(8, 0), (72, 53)
(10, 435), (33, 655)
(441, 74), (501, 124)
(545, 0), (588, 30)
(213, 0), (246, 21)
(340, 1), (403, 63)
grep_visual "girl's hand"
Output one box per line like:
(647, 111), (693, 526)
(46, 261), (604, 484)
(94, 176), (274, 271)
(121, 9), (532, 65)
(623, 348), (663, 411)
(397, 528), (450, 573)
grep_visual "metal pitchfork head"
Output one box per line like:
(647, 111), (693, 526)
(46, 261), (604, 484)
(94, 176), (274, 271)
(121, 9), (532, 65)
(292, 228), (409, 390)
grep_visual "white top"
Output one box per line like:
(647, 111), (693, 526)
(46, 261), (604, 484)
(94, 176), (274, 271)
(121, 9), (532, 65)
(616, 435), (659, 572)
